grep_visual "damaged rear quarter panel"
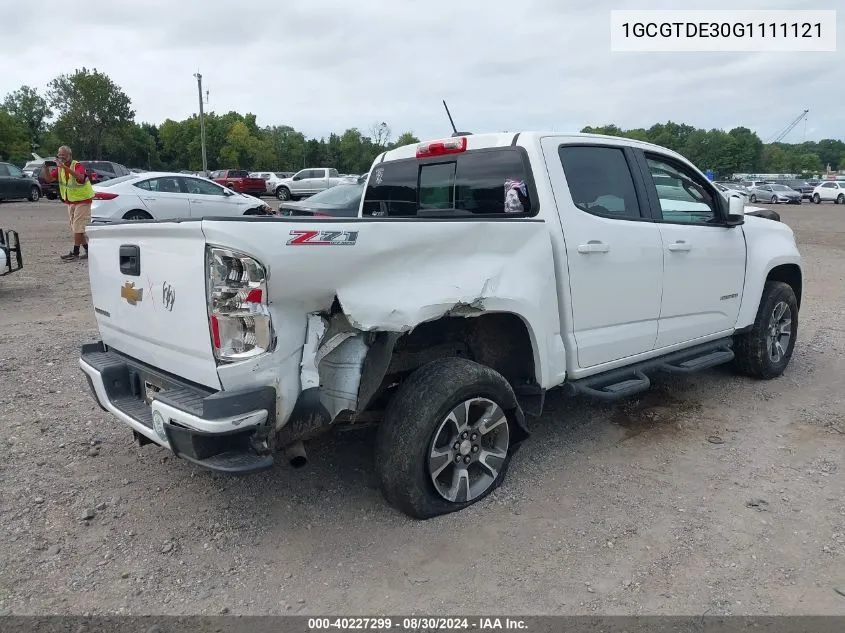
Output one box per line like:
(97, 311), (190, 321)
(202, 218), (561, 429)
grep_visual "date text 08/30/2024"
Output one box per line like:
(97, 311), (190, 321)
(307, 617), (528, 630)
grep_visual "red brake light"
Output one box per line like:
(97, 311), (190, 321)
(210, 314), (221, 349)
(245, 289), (263, 303)
(94, 191), (118, 200)
(416, 136), (467, 158)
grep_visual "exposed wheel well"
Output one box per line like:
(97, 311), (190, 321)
(767, 264), (802, 310)
(356, 312), (538, 415)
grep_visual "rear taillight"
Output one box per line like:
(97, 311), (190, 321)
(205, 246), (274, 363)
(94, 191), (118, 200)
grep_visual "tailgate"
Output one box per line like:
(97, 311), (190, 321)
(86, 221), (221, 389)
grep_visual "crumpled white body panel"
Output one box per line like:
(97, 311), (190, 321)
(201, 218), (561, 426)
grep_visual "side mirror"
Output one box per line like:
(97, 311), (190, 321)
(728, 195), (745, 217)
(223, 189), (235, 196)
(292, 175), (301, 181)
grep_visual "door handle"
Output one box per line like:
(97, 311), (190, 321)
(190, 199), (202, 203)
(667, 240), (692, 252)
(141, 197), (155, 202)
(577, 241), (609, 254)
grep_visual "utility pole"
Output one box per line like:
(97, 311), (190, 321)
(193, 72), (208, 175)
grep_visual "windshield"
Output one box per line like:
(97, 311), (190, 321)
(305, 183), (364, 205)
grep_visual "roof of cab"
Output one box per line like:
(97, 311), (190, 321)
(377, 131), (687, 164)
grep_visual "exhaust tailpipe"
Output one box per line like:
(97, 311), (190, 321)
(284, 441), (308, 468)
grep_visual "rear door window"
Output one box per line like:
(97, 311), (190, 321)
(362, 147), (534, 217)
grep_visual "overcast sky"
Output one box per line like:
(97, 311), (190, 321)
(1, 0), (841, 143)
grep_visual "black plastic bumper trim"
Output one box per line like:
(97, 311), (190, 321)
(80, 340), (277, 473)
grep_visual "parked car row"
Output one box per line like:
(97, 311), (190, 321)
(714, 177), (845, 205)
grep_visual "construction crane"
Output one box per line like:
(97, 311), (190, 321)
(768, 109), (809, 143)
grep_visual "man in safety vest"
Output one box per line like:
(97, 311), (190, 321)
(42, 145), (94, 261)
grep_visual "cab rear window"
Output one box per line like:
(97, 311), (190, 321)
(362, 147), (536, 218)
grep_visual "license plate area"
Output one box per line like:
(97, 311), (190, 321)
(144, 379), (165, 405)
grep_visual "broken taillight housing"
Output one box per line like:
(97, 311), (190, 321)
(205, 246), (274, 362)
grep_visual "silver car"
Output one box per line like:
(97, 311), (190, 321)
(747, 183), (802, 205)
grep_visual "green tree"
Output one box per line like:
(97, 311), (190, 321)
(760, 145), (791, 172)
(392, 132), (420, 147)
(47, 67), (135, 159)
(2, 85), (51, 150)
(728, 127), (763, 172)
(0, 110), (30, 163)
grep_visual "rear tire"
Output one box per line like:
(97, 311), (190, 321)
(123, 210), (152, 220)
(733, 281), (798, 380)
(29, 186), (40, 202)
(375, 357), (521, 520)
(749, 194), (757, 203)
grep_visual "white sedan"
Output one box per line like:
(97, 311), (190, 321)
(89, 172), (275, 222)
(811, 181), (845, 204)
(713, 182), (749, 201)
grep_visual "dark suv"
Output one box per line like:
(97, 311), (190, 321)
(79, 161), (131, 184)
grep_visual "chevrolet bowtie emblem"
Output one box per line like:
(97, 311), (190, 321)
(120, 281), (143, 305)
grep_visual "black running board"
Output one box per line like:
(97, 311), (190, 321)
(657, 348), (735, 375)
(564, 338), (734, 402)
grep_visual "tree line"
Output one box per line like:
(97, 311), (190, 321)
(1, 67), (843, 178)
(0, 68), (420, 175)
(580, 123), (844, 178)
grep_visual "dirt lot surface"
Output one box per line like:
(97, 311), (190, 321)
(0, 199), (843, 617)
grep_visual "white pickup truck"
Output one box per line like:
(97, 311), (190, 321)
(79, 132), (802, 519)
(271, 168), (353, 201)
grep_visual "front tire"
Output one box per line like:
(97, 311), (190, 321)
(276, 186), (291, 201)
(770, 195), (778, 204)
(837, 194), (844, 205)
(375, 357), (520, 519)
(813, 193), (821, 204)
(29, 186), (40, 202)
(733, 281), (798, 379)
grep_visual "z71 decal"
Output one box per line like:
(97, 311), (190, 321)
(287, 230), (359, 246)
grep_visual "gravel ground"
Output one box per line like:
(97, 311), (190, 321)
(0, 199), (843, 616)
